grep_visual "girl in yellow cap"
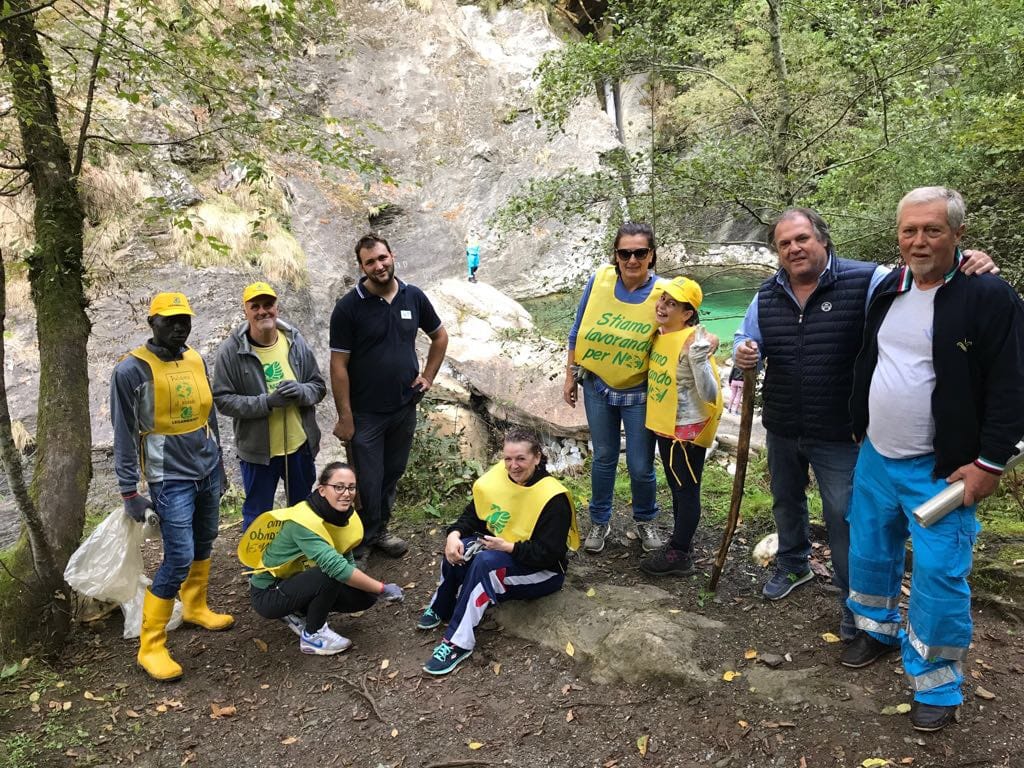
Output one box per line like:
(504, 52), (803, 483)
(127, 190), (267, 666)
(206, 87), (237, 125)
(641, 276), (723, 576)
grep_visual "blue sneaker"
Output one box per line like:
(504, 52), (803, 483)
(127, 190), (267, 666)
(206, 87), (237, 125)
(423, 641), (472, 676)
(762, 568), (814, 601)
(417, 607), (441, 630)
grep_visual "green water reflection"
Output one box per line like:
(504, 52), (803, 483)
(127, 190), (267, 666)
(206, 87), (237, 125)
(522, 267), (772, 346)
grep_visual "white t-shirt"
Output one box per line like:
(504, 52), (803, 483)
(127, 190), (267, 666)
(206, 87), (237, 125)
(866, 282), (939, 458)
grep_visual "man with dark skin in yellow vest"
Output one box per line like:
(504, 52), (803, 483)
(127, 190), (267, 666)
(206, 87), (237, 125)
(110, 292), (233, 681)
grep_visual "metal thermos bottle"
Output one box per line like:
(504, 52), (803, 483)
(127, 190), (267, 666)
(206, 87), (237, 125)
(912, 440), (1024, 527)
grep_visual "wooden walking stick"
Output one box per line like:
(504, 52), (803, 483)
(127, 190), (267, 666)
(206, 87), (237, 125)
(709, 367), (756, 592)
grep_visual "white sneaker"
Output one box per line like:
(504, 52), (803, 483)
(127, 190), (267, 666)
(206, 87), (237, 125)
(299, 623), (352, 655)
(281, 613), (304, 637)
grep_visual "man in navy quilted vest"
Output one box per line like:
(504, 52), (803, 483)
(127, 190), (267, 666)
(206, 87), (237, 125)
(733, 207), (995, 642)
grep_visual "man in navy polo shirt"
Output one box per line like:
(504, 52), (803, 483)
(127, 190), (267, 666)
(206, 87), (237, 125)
(329, 234), (449, 560)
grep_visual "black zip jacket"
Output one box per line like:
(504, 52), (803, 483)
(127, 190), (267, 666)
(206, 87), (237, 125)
(448, 466), (571, 572)
(851, 262), (1024, 478)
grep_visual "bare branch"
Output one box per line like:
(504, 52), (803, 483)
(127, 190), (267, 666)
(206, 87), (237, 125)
(73, 0), (111, 177)
(0, 0), (56, 26)
(83, 122), (239, 148)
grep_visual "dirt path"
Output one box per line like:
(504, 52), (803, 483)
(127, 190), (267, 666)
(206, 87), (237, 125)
(2, 517), (1022, 768)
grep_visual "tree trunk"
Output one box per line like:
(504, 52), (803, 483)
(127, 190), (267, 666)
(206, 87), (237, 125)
(765, 0), (794, 204)
(0, 0), (92, 659)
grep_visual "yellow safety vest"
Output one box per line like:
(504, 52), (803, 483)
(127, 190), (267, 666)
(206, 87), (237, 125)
(645, 326), (723, 449)
(237, 501), (364, 579)
(130, 345), (213, 435)
(471, 462), (580, 550)
(573, 265), (660, 389)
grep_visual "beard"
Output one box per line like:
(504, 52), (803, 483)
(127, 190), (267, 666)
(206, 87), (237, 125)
(365, 263), (395, 285)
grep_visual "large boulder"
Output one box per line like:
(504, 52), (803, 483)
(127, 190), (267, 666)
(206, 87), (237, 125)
(427, 278), (588, 439)
(497, 582), (723, 686)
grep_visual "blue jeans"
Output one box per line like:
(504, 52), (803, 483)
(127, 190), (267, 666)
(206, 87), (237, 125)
(150, 472), (221, 599)
(582, 377), (657, 525)
(240, 443), (317, 531)
(766, 430), (858, 598)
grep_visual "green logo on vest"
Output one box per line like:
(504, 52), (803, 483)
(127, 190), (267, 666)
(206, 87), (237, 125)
(174, 382), (193, 399)
(486, 504), (510, 534)
(180, 406), (194, 420)
(264, 361), (284, 387)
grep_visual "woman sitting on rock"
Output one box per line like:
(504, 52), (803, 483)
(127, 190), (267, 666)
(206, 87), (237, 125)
(239, 461), (404, 655)
(640, 276), (723, 578)
(418, 428), (579, 676)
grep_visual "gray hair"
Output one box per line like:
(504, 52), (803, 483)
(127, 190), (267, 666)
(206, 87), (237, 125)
(766, 208), (834, 253)
(896, 187), (966, 230)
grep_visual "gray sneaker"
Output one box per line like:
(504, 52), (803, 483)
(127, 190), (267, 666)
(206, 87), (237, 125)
(636, 522), (663, 553)
(583, 523), (611, 553)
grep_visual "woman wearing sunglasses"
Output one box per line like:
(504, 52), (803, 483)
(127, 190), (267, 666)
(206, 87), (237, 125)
(642, 276), (723, 577)
(564, 222), (664, 555)
(239, 461), (404, 655)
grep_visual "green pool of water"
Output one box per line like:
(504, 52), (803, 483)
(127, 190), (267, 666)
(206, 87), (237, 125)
(522, 267), (770, 347)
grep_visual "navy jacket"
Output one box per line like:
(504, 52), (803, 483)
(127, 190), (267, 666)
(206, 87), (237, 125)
(851, 262), (1024, 477)
(758, 256), (876, 441)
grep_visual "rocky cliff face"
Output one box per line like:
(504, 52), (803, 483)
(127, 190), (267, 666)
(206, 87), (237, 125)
(4, 1), (619, 470)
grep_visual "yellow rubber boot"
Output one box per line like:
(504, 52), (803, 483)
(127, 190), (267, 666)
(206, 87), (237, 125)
(179, 559), (234, 631)
(138, 590), (183, 681)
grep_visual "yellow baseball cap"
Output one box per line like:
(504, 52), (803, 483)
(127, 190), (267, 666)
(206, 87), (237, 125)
(242, 281), (277, 303)
(148, 292), (195, 317)
(661, 276), (703, 309)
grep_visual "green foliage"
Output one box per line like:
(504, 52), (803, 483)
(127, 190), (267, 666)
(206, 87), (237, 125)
(396, 405), (487, 523)
(0, 733), (36, 768)
(506, 0), (1024, 284)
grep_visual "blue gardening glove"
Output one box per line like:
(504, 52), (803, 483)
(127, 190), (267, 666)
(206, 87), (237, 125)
(275, 379), (301, 399)
(123, 492), (154, 523)
(380, 583), (404, 603)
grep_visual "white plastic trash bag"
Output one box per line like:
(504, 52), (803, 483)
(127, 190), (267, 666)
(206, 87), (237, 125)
(64, 507), (145, 604)
(120, 575), (184, 639)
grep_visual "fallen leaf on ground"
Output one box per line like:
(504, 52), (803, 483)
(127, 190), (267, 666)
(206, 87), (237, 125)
(900, 759), (914, 765)
(253, 638), (268, 653)
(468, 742), (483, 750)
(380, 659), (390, 670)
(561, 684), (571, 694)
(821, 632), (841, 644)
(125, 709), (141, 718)
(28, 691), (39, 702)
(566, 709), (574, 722)
(83, 691), (96, 700)
(586, 587), (596, 597)
(565, 641), (575, 657)
(975, 686), (996, 700)
(723, 671), (741, 682)
(260, 684), (269, 689)
(744, 649), (758, 660)
(390, 728), (398, 738)
(209, 703), (236, 719)
(156, 704), (168, 713)
(493, 663), (501, 675)
(280, 736), (297, 745)
(402, 582), (416, 589)
(637, 734), (649, 756)
(799, 758), (807, 768)
(62, 701), (72, 711)
(861, 759), (889, 767)
(738, 720), (748, 728)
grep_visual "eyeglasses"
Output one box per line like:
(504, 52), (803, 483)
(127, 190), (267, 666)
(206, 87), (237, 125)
(324, 483), (357, 494)
(615, 248), (651, 262)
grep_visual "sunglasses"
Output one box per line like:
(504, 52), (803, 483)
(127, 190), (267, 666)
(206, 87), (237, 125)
(615, 248), (651, 262)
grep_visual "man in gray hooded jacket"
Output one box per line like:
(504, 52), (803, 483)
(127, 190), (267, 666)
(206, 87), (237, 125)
(213, 281), (327, 530)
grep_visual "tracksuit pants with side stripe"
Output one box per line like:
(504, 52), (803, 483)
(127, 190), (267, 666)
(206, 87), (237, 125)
(847, 438), (980, 706)
(428, 539), (564, 650)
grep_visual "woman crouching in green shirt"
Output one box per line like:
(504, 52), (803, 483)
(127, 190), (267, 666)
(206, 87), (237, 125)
(240, 462), (404, 655)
